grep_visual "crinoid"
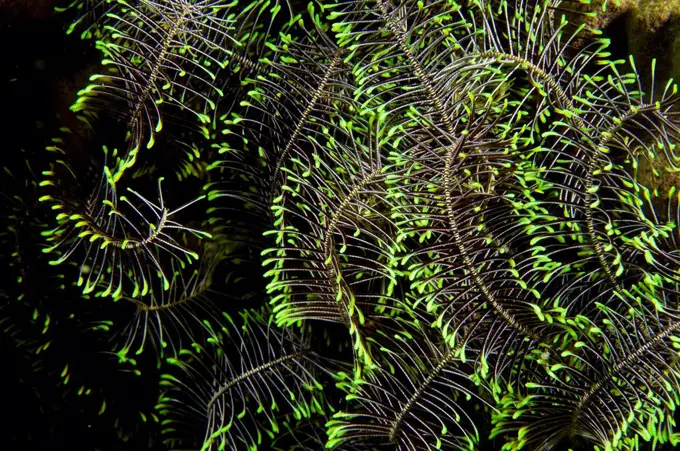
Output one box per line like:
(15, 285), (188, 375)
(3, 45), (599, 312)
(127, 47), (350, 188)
(5, 0), (680, 450)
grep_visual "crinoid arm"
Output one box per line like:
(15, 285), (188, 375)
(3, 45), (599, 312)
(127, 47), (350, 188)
(40, 142), (211, 298)
(156, 307), (329, 451)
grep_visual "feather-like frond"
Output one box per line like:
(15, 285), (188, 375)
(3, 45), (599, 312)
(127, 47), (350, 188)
(262, 99), (404, 371)
(64, 0), (296, 181)
(493, 299), (680, 450)
(156, 307), (328, 450)
(206, 27), (352, 245)
(116, 241), (225, 359)
(327, 317), (489, 450)
(40, 138), (211, 297)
